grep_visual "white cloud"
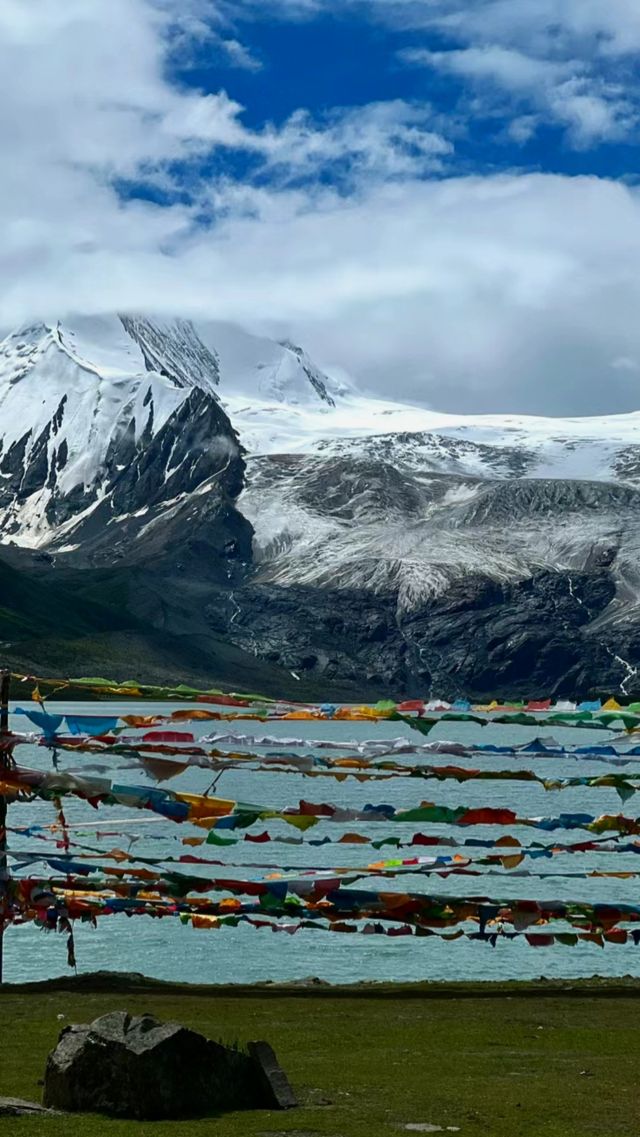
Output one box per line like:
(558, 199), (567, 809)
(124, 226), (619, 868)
(425, 0), (640, 57)
(506, 115), (540, 145)
(549, 80), (633, 147)
(401, 46), (575, 93)
(403, 44), (633, 146)
(0, 1), (450, 173)
(229, 174), (640, 415)
(612, 356), (640, 372)
(242, 0), (640, 52)
(2, 0), (640, 416)
(154, 1), (263, 71)
(258, 101), (452, 180)
(0, 0), (450, 290)
(5, 160), (640, 414)
(0, 0), (250, 174)
(221, 38), (263, 70)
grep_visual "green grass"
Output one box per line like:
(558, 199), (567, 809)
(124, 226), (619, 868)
(1, 978), (639, 1136)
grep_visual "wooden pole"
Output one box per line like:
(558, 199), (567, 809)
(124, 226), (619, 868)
(0, 670), (11, 985)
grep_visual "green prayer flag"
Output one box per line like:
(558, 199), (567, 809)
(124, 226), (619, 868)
(391, 715), (437, 735)
(395, 806), (466, 824)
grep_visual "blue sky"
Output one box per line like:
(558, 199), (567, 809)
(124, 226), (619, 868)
(3, 0), (640, 414)
(182, 6), (640, 182)
(187, 13), (427, 126)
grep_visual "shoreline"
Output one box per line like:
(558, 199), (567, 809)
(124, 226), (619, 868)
(4, 969), (640, 999)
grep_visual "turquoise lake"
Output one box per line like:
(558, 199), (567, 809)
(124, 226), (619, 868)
(4, 701), (640, 986)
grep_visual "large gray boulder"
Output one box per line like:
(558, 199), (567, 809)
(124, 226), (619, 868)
(42, 1011), (296, 1119)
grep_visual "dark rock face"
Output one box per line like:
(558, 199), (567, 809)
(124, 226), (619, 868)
(233, 582), (411, 691)
(232, 569), (632, 700)
(120, 315), (221, 392)
(56, 396), (253, 588)
(45, 386), (248, 548)
(43, 1011), (296, 1119)
(399, 569), (618, 699)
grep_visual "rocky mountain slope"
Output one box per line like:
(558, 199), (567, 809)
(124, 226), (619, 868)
(2, 314), (640, 698)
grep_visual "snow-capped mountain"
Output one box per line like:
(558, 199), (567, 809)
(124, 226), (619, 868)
(0, 315), (343, 549)
(2, 311), (640, 699)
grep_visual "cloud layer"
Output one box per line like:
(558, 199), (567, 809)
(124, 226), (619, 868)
(1, 0), (639, 415)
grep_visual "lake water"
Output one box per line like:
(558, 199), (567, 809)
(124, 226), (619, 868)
(4, 700), (640, 985)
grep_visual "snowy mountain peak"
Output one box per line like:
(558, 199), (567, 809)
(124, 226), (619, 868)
(277, 339), (342, 407)
(0, 318), (202, 546)
(0, 312), (348, 548)
(192, 321), (348, 408)
(3, 313), (347, 410)
(119, 315), (221, 397)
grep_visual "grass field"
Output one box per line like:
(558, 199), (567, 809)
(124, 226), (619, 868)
(1, 976), (639, 1137)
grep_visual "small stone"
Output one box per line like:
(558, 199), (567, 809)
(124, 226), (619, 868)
(403, 1126), (460, 1134)
(0, 1097), (59, 1117)
(289, 976), (330, 987)
(404, 1126), (443, 1133)
(259, 1132), (322, 1137)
